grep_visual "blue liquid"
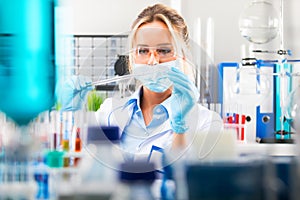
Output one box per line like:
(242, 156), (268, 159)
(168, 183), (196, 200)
(0, 0), (56, 125)
(34, 173), (50, 199)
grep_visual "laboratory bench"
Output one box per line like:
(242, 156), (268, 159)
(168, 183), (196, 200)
(236, 143), (298, 157)
(1, 141), (299, 200)
(186, 142), (300, 200)
(55, 143), (300, 200)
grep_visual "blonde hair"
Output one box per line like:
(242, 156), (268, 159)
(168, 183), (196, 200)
(127, 4), (195, 81)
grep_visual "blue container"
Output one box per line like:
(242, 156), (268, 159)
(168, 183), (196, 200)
(0, 0), (56, 125)
(186, 161), (268, 200)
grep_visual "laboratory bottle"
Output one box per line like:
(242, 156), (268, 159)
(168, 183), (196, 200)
(110, 161), (157, 200)
(160, 152), (175, 200)
(168, 149), (189, 200)
(0, 0), (57, 125)
(45, 150), (64, 200)
(75, 126), (122, 198)
(2, 156), (37, 200)
(33, 158), (50, 200)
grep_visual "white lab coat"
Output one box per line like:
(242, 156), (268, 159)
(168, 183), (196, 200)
(95, 95), (224, 162)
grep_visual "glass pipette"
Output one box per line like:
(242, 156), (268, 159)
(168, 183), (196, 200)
(90, 74), (136, 86)
(90, 67), (169, 86)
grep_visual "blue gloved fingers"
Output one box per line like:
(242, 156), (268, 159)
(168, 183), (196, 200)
(167, 67), (199, 100)
(78, 76), (93, 88)
(167, 67), (191, 86)
(171, 79), (194, 98)
(167, 67), (200, 134)
(59, 75), (93, 111)
(71, 75), (93, 91)
(170, 83), (195, 116)
(70, 76), (80, 91)
(170, 96), (188, 122)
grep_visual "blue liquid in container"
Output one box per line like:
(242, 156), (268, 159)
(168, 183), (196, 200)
(34, 173), (50, 199)
(0, 0), (56, 125)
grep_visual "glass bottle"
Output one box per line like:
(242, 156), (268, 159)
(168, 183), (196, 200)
(75, 126), (122, 198)
(111, 161), (156, 200)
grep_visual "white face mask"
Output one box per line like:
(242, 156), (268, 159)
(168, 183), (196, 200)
(132, 60), (178, 93)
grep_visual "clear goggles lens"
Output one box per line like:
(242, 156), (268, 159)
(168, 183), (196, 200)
(133, 45), (176, 60)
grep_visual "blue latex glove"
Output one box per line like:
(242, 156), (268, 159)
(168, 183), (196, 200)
(167, 67), (200, 133)
(59, 75), (93, 111)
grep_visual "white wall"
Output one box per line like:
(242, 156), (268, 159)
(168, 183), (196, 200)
(182, 0), (300, 64)
(63, 0), (300, 64)
(64, 0), (170, 35)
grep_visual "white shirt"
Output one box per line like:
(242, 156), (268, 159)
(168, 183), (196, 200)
(120, 89), (172, 161)
(95, 87), (223, 161)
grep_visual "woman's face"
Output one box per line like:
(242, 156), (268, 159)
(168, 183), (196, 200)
(133, 21), (177, 65)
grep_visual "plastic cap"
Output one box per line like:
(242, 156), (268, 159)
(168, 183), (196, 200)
(119, 162), (156, 182)
(46, 151), (64, 168)
(87, 126), (119, 142)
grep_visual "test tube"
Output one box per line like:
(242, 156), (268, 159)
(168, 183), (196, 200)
(75, 128), (82, 153)
(74, 127), (82, 166)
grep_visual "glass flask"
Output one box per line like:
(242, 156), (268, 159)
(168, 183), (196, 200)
(0, 0), (56, 125)
(239, 0), (279, 44)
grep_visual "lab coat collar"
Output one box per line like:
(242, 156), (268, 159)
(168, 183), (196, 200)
(122, 86), (142, 110)
(110, 87), (140, 133)
(105, 87), (174, 138)
(119, 85), (173, 130)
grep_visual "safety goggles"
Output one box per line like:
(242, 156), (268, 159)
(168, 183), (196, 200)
(133, 45), (176, 62)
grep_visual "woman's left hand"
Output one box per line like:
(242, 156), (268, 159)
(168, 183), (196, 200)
(167, 67), (200, 134)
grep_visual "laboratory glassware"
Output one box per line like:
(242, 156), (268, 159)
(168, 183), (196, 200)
(75, 126), (122, 198)
(87, 66), (173, 88)
(239, 0), (295, 141)
(110, 161), (156, 200)
(0, 0), (56, 125)
(239, 0), (279, 44)
(285, 86), (300, 131)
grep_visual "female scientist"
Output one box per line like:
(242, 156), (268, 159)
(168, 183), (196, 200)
(61, 4), (223, 162)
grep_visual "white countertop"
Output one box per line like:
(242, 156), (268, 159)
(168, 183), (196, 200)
(236, 143), (298, 157)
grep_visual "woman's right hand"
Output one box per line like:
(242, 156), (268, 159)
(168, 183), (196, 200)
(58, 75), (93, 111)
